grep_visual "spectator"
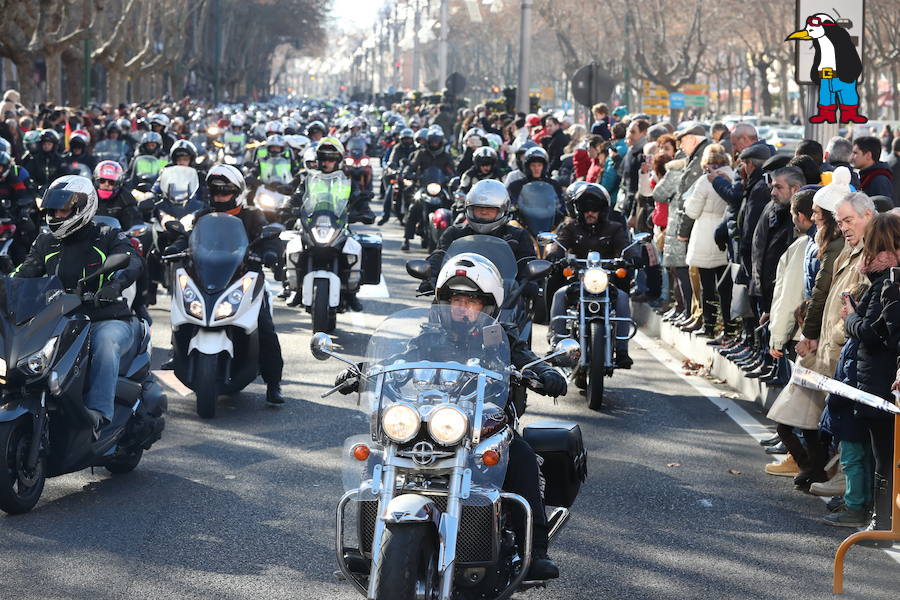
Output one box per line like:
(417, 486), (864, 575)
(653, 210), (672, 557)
(583, 137), (607, 184)
(540, 115), (570, 173)
(789, 154), (822, 185)
(710, 122), (732, 155)
(658, 153), (691, 323)
(618, 118), (650, 219)
(850, 136), (893, 198)
(600, 122), (627, 196)
(795, 139), (824, 165)
(590, 103), (611, 140)
(823, 136), (861, 189)
(565, 124), (589, 180)
(887, 137), (900, 206)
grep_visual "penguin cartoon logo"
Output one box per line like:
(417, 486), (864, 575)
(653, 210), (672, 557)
(786, 12), (867, 125)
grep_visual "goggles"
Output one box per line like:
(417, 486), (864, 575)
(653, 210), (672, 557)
(806, 16), (835, 27)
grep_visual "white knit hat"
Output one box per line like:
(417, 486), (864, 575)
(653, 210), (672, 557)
(813, 166), (854, 213)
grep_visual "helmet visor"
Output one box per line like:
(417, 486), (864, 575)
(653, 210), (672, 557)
(41, 189), (87, 212)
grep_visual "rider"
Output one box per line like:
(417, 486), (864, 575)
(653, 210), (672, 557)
(503, 140), (538, 187)
(60, 130), (97, 174)
(459, 146), (502, 193)
(425, 179), (535, 289)
(378, 127), (417, 226)
(13, 175), (143, 435)
(0, 150), (37, 266)
(148, 113), (176, 154)
(93, 160), (142, 230)
(546, 183), (635, 369)
(125, 131), (166, 188)
(506, 146), (564, 214)
(305, 120), (326, 144)
(293, 136), (374, 226)
(22, 129), (64, 192)
(162, 165), (286, 405)
(401, 127), (455, 251)
(334, 254), (566, 580)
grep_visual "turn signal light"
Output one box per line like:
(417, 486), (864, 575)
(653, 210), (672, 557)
(563, 267), (574, 278)
(615, 268), (627, 279)
(481, 450), (500, 467)
(352, 444), (371, 461)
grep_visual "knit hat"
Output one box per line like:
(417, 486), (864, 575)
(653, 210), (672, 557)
(813, 166), (854, 213)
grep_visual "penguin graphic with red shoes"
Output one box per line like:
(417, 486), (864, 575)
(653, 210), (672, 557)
(786, 12), (867, 124)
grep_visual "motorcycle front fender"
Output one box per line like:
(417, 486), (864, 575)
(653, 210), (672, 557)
(382, 493), (442, 527)
(188, 328), (234, 357)
(0, 395), (39, 422)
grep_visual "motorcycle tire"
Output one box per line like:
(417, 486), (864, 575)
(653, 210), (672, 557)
(587, 321), (606, 411)
(532, 292), (548, 326)
(194, 352), (220, 419)
(0, 417), (46, 514)
(105, 448), (144, 475)
(312, 278), (331, 333)
(373, 523), (438, 600)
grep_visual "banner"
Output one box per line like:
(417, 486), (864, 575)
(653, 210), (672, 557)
(789, 361), (900, 415)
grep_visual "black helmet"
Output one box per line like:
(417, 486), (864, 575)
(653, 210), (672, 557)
(426, 130), (444, 155)
(40, 129), (61, 147)
(572, 183), (610, 224)
(473, 146), (498, 168)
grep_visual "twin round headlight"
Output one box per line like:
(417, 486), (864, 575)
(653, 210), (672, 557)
(583, 267), (609, 294)
(381, 403), (469, 446)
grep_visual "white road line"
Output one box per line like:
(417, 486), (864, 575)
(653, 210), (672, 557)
(152, 369), (193, 397)
(633, 330), (900, 566)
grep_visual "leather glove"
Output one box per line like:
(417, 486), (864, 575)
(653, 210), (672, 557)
(94, 281), (123, 307)
(417, 280), (434, 294)
(262, 251), (279, 269)
(335, 366), (360, 395)
(538, 368), (567, 398)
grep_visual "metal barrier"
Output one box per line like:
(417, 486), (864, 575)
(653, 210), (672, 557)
(833, 413), (900, 593)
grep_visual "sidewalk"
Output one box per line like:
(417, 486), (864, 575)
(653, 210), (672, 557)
(631, 302), (782, 410)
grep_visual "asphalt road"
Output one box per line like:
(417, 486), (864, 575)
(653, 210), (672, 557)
(1, 211), (899, 600)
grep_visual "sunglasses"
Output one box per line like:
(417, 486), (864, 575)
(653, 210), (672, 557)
(805, 16), (835, 27)
(97, 178), (117, 186)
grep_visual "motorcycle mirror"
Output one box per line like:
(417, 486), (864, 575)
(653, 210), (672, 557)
(537, 232), (558, 247)
(632, 232), (651, 244)
(551, 338), (581, 368)
(259, 223), (286, 240)
(165, 219), (187, 236)
(524, 259), (551, 280)
(76, 253), (130, 288)
(310, 332), (334, 361)
(406, 259), (432, 281)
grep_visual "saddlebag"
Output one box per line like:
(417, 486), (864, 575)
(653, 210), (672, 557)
(522, 421), (587, 508)
(354, 232), (383, 285)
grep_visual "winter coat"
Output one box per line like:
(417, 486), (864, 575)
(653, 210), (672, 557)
(749, 200), (795, 304)
(682, 165), (731, 269)
(809, 241), (866, 378)
(819, 336), (868, 443)
(844, 268), (897, 416)
(733, 171), (770, 284)
(801, 235), (845, 340)
(766, 351), (825, 430)
(656, 158), (687, 268)
(858, 161), (894, 199)
(887, 153), (900, 206)
(769, 233), (810, 349)
(802, 226), (820, 299)
(672, 138), (711, 241)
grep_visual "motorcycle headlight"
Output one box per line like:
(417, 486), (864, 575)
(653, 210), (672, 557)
(583, 268), (609, 294)
(213, 275), (255, 321)
(426, 183), (441, 196)
(178, 273), (205, 319)
(382, 403), (421, 443)
(403, 178), (414, 187)
(195, 156), (205, 165)
(0, 357), (6, 377)
(207, 126), (221, 136)
(224, 155), (237, 165)
(360, 158), (370, 167)
(18, 337), (59, 376)
(256, 191), (276, 210)
(345, 157), (354, 166)
(312, 215), (338, 244)
(428, 404), (468, 446)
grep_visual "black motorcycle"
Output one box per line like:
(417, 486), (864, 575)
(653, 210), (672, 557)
(0, 255), (167, 514)
(410, 166), (452, 252)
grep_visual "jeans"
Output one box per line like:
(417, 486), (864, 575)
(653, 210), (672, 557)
(549, 283), (631, 352)
(85, 319), (136, 421)
(818, 77), (860, 106)
(841, 440), (874, 512)
(381, 184), (393, 216)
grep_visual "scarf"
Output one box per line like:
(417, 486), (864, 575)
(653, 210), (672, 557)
(857, 249), (900, 275)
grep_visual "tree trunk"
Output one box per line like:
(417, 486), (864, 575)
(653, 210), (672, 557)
(62, 48), (81, 105)
(726, 53), (734, 114)
(892, 62), (898, 121)
(756, 61), (772, 116)
(44, 48), (63, 104)
(779, 61), (790, 121)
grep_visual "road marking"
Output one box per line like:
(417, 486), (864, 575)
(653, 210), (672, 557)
(633, 330), (900, 565)
(152, 369), (193, 397)
(358, 275), (390, 299)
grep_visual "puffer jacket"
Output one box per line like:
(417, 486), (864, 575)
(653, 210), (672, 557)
(656, 157), (687, 268)
(681, 166), (731, 269)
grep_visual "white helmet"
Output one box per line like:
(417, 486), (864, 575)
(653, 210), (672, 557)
(149, 113), (170, 131)
(464, 179), (510, 234)
(265, 120), (283, 136)
(265, 134), (287, 152)
(41, 175), (98, 239)
(230, 115), (245, 128)
(302, 146), (318, 167)
(206, 164), (246, 211)
(286, 134), (310, 153)
(435, 252), (505, 317)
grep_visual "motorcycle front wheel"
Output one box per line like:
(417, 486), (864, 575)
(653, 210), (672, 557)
(587, 321), (606, 411)
(0, 417), (46, 514)
(312, 279), (331, 333)
(194, 352), (220, 419)
(374, 523), (438, 600)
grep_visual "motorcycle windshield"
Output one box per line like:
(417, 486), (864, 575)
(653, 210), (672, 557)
(158, 166), (200, 205)
(350, 306), (511, 492)
(188, 213), (248, 294)
(0, 275), (66, 326)
(93, 215), (122, 230)
(301, 171), (351, 217)
(517, 181), (558, 233)
(259, 157), (293, 185)
(420, 166), (446, 186)
(346, 137), (366, 158)
(442, 234), (517, 281)
(94, 139), (126, 161)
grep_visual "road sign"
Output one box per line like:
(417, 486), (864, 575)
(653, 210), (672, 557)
(641, 81), (669, 116)
(793, 0), (865, 85)
(669, 93), (685, 109)
(681, 84), (709, 107)
(571, 63), (617, 108)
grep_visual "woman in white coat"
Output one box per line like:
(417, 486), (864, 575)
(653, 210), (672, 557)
(681, 144), (733, 336)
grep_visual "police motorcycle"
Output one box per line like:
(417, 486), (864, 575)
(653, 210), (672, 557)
(251, 156), (294, 224)
(161, 213), (283, 419)
(0, 255), (167, 514)
(410, 166), (453, 252)
(215, 134), (247, 169)
(537, 231), (649, 410)
(132, 155), (166, 194)
(314, 304), (584, 600)
(280, 171), (381, 333)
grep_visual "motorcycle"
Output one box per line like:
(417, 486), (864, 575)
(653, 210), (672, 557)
(131, 155), (166, 193)
(280, 171), (381, 333)
(251, 156), (294, 224)
(189, 134), (215, 172)
(0, 255), (167, 514)
(93, 139), (129, 168)
(537, 231), (648, 410)
(150, 165), (204, 296)
(411, 166), (452, 252)
(344, 137), (374, 197)
(215, 137), (247, 169)
(163, 213), (283, 418)
(313, 306), (584, 600)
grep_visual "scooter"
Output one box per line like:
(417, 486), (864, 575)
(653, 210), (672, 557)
(0, 255), (167, 514)
(163, 213), (283, 418)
